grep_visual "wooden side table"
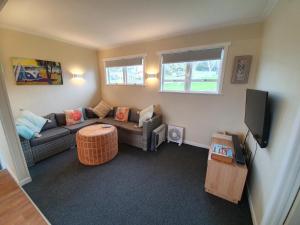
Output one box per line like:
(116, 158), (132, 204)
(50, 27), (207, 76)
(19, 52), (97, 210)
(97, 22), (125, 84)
(204, 134), (248, 204)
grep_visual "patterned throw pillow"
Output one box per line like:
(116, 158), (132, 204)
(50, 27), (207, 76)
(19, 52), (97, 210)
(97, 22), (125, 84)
(64, 108), (84, 126)
(115, 107), (130, 122)
(93, 100), (113, 119)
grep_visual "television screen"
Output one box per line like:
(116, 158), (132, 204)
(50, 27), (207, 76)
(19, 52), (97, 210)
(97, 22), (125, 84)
(245, 89), (270, 148)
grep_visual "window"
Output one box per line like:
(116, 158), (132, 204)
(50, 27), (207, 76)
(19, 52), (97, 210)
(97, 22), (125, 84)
(160, 46), (226, 94)
(105, 56), (144, 85)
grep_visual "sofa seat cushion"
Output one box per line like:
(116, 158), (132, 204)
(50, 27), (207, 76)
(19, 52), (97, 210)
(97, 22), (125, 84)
(64, 118), (99, 134)
(30, 127), (70, 146)
(99, 117), (142, 135)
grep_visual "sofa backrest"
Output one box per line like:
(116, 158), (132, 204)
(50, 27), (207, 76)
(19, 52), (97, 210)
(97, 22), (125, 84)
(42, 113), (58, 131)
(128, 108), (140, 123)
(53, 106), (158, 127)
(84, 107), (140, 123)
(55, 113), (66, 126)
(105, 107), (158, 123)
(84, 108), (98, 119)
(107, 107), (117, 118)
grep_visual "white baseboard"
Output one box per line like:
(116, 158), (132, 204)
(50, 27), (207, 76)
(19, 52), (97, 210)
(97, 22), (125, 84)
(247, 184), (258, 225)
(183, 140), (209, 149)
(19, 176), (32, 186)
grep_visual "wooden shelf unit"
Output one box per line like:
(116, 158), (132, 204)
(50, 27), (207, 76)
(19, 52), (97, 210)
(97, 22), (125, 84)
(204, 135), (248, 204)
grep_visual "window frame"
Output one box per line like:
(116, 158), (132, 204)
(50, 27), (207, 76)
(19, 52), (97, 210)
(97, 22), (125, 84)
(104, 54), (146, 86)
(159, 43), (230, 95)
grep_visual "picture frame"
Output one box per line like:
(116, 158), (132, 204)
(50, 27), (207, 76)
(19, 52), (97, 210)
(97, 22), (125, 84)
(12, 57), (63, 85)
(231, 55), (252, 84)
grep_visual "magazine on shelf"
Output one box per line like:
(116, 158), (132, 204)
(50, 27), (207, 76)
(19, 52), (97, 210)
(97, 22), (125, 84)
(211, 144), (234, 163)
(212, 144), (233, 158)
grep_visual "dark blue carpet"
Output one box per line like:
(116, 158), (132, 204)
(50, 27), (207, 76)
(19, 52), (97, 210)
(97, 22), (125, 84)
(24, 143), (253, 225)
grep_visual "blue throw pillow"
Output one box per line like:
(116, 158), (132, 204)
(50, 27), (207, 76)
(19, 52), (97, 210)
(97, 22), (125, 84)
(19, 110), (47, 133)
(15, 117), (40, 134)
(16, 125), (36, 140)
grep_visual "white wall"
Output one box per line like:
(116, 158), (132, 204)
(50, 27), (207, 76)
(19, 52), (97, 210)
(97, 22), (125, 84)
(0, 120), (15, 172)
(247, 0), (300, 224)
(98, 23), (262, 147)
(0, 28), (101, 117)
(0, 65), (30, 184)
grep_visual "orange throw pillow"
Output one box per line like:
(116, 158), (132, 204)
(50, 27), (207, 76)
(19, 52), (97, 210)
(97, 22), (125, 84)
(64, 108), (84, 125)
(115, 107), (129, 122)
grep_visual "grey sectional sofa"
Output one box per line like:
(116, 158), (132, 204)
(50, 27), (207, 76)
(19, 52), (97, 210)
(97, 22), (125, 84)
(20, 107), (162, 167)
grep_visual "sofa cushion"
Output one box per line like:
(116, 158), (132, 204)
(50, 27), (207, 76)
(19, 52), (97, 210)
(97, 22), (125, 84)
(99, 117), (142, 135)
(115, 107), (129, 122)
(42, 113), (58, 131)
(16, 124), (36, 140)
(18, 110), (48, 133)
(84, 107), (98, 119)
(107, 107), (117, 117)
(138, 105), (154, 127)
(30, 127), (70, 146)
(129, 107), (140, 123)
(93, 100), (113, 118)
(64, 108), (84, 125)
(64, 118), (99, 134)
(55, 113), (66, 126)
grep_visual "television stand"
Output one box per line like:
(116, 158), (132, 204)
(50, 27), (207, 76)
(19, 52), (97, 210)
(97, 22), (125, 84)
(204, 134), (248, 204)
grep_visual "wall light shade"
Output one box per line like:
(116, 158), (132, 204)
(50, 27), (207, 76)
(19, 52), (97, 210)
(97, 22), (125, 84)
(147, 73), (157, 78)
(72, 74), (82, 79)
(71, 72), (85, 85)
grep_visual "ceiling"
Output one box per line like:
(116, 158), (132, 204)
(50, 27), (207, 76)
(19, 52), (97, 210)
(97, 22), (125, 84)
(0, 0), (277, 49)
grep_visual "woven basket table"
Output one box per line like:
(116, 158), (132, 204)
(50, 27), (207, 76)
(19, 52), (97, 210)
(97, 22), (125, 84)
(76, 124), (118, 166)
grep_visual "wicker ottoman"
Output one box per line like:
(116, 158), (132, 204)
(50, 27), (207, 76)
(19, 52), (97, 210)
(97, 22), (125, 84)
(76, 124), (118, 166)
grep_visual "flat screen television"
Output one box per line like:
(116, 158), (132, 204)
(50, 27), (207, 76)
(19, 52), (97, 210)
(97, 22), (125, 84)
(244, 89), (270, 148)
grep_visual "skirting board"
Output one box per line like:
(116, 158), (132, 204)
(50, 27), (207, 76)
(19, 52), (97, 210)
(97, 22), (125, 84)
(247, 184), (258, 225)
(183, 140), (209, 149)
(19, 176), (32, 186)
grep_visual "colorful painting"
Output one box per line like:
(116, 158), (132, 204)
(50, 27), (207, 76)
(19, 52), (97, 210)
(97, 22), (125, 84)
(12, 57), (63, 85)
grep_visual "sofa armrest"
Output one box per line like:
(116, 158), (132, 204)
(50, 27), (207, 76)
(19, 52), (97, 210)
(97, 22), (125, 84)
(19, 136), (35, 167)
(142, 115), (162, 151)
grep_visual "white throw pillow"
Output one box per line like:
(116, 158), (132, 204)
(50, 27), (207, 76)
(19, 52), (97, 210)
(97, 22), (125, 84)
(138, 105), (154, 127)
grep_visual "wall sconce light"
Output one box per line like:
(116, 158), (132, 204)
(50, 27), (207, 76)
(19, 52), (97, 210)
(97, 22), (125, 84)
(71, 72), (85, 85)
(147, 73), (158, 79)
(72, 74), (82, 79)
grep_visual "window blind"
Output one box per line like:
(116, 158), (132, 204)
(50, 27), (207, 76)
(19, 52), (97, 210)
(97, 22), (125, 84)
(105, 56), (143, 68)
(162, 48), (223, 64)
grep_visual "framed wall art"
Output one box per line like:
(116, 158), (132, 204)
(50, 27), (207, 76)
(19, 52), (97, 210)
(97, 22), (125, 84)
(12, 57), (63, 85)
(231, 55), (252, 84)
